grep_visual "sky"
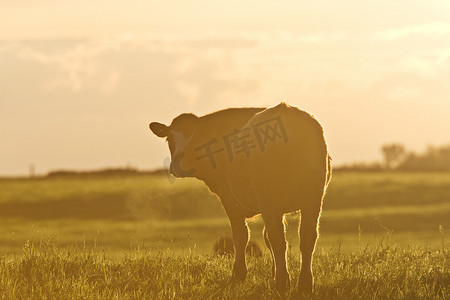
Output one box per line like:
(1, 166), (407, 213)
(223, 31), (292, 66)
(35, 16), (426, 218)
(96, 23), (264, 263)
(1, 1), (450, 176)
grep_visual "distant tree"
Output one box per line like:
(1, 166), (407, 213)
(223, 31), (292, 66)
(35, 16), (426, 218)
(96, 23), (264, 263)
(398, 144), (450, 171)
(381, 143), (406, 170)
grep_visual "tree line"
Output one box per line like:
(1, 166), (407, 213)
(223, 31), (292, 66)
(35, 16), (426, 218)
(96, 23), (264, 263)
(41, 143), (450, 176)
(337, 143), (450, 172)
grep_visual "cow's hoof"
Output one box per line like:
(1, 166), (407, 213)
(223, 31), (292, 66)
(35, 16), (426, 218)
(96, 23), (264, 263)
(293, 288), (312, 299)
(231, 270), (247, 283)
(275, 276), (290, 293)
(231, 262), (247, 283)
(298, 274), (313, 296)
(297, 283), (313, 298)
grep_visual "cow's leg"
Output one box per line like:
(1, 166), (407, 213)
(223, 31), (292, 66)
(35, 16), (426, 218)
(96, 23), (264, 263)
(262, 213), (290, 291)
(298, 208), (320, 295)
(263, 226), (275, 278)
(230, 216), (249, 282)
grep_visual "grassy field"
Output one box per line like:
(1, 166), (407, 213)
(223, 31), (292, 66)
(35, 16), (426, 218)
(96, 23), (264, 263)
(0, 171), (449, 298)
(0, 237), (447, 299)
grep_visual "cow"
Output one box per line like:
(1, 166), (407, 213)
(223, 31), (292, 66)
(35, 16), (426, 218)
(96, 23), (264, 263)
(150, 102), (331, 295)
(214, 235), (263, 257)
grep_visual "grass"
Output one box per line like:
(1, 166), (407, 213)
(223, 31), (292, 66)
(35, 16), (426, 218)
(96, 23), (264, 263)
(0, 235), (447, 299)
(1, 171), (448, 255)
(0, 171), (449, 298)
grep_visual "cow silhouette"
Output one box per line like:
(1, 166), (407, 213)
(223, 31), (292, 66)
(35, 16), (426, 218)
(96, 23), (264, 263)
(150, 103), (331, 294)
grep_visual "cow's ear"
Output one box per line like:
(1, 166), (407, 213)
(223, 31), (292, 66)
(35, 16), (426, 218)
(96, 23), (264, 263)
(149, 122), (169, 138)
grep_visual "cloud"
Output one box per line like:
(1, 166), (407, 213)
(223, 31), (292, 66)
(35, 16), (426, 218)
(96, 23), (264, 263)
(100, 71), (120, 95)
(174, 81), (200, 105)
(2, 30), (450, 174)
(14, 40), (109, 92)
(3, 31), (449, 110)
(377, 22), (450, 41)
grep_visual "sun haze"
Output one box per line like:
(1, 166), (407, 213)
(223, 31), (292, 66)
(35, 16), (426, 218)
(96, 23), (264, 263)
(1, 0), (450, 175)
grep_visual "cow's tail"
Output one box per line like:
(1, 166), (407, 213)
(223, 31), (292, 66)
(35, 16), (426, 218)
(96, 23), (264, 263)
(325, 153), (332, 187)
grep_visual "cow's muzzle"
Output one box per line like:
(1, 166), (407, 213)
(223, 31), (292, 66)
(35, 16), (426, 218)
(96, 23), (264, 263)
(170, 153), (195, 177)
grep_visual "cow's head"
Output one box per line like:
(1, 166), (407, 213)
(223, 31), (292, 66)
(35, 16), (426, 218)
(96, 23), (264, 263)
(150, 113), (200, 178)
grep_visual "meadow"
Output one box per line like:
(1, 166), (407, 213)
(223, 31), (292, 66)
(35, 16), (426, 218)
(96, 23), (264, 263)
(0, 171), (449, 299)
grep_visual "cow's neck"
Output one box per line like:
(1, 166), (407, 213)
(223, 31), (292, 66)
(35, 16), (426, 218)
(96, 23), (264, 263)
(194, 166), (226, 195)
(189, 106), (266, 206)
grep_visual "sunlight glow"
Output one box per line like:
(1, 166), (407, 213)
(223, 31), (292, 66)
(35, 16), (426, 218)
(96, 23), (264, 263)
(1, 1), (450, 175)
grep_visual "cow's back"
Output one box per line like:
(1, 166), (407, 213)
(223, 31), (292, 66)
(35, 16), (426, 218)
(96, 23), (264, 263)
(226, 103), (329, 215)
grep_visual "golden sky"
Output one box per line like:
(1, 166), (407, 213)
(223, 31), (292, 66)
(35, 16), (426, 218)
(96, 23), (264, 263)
(1, 1), (450, 175)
